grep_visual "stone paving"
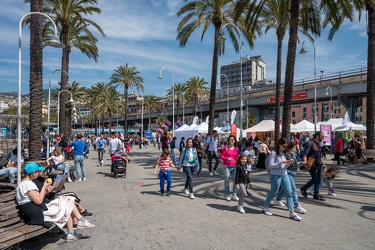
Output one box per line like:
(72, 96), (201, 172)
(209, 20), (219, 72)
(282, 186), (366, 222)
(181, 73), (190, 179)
(19, 145), (375, 250)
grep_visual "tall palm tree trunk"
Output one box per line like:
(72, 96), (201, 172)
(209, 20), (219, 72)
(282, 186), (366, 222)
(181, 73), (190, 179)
(281, 0), (300, 139)
(176, 98), (180, 121)
(366, 4), (375, 149)
(274, 36), (283, 142)
(28, 0), (44, 160)
(60, 26), (70, 137)
(208, 21), (221, 134)
(124, 86), (128, 134)
(149, 110), (151, 131)
(108, 113), (112, 135)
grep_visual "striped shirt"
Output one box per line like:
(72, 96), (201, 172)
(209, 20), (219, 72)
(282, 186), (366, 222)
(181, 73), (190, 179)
(156, 156), (173, 171)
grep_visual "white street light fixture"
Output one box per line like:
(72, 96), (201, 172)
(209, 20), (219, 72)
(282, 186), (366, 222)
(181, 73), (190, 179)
(158, 67), (175, 136)
(325, 87), (333, 119)
(47, 69), (69, 158)
(299, 38), (317, 132)
(57, 90), (74, 135)
(221, 22), (243, 138)
(196, 105), (203, 123)
(17, 12), (64, 184)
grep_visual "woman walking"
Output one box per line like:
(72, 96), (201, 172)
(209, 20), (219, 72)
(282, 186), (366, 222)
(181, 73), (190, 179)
(178, 138), (200, 199)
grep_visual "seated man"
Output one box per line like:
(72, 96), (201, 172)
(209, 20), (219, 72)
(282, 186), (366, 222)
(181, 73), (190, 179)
(0, 148), (24, 184)
(0, 150), (9, 169)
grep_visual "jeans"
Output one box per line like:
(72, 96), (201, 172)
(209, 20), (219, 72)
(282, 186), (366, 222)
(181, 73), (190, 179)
(276, 171), (300, 208)
(224, 167), (237, 196)
(183, 166), (195, 194)
(0, 167), (17, 183)
(159, 170), (172, 193)
(98, 149), (104, 162)
(208, 151), (219, 172)
(301, 164), (322, 197)
(170, 149), (176, 165)
(56, 163), (70, 174)
(320, 178), (334, 192)
(238, 183), (247, 207)
(74, 155), (86, 180)
(265, 174), (294, 211)
(197, 156), (202, 174)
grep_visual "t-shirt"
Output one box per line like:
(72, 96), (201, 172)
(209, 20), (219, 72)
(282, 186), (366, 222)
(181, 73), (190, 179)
(156, 156), (173, 171)
(334, 138), (344, 153)
(109, 138), (122, 154)
(207, 136), (218, 151)
(9, 155), (24, 165)
(243, 149), (253, 171)
(16, 180), (39, 205)
(51, 155), (64, 166)
(220, 146), (239, 167)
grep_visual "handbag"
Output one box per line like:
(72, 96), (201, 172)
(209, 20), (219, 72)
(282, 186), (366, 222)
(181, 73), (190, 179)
(306, 156), (315, 170)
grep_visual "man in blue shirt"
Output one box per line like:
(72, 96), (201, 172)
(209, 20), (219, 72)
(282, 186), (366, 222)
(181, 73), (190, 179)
(97, 134), (106, 166)
(69, 134), (89, 181)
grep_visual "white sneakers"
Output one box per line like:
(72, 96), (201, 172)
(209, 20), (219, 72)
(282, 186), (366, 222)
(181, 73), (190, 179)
(77, 219), (95, 229)
(273, 199), (285, 207)
(184, 189), (190, 195)
(189, 193), (195, 199)
(66, 232), (82, 242)
(213, 170), (219, 176)
(232, 194), (239, 201)
(237, 206), (245, 214)
(294, 205), (307, 214)
(209, 172), (213, 176)
(225, 195), (231, 201)
(328, 191), (337, 196)
(289, 212), (302, 221)
(262, 207), (272, 216)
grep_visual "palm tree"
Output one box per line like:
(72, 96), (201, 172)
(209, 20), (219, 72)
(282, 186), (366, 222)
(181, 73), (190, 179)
(110, 63), (144, 134)
(45, 0), (105, 138)
(176, 0), (262, 134)
(184, 76), (209, 117)
(28, 0), (44, 160)
(143, 95), (161, 131)
(166, 83), (187, 122)
(156, 116), (167, 127)
(243, 113), (257, 129)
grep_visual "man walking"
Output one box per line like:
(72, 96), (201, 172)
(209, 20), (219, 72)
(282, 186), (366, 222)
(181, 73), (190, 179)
(205, 130), (220, 176)
(97, 134), (106, 167)
(109, 134), (122, 175)
(300, 131), (326, 201)
(333, 134), (346, 165)
(69, 134), (89, 181)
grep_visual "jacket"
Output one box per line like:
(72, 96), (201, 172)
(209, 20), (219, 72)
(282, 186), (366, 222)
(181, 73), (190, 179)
(178, 147), (200, 169)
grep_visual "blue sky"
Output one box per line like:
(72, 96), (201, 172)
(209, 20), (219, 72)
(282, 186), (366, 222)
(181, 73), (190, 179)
(0, 0), (368, 97)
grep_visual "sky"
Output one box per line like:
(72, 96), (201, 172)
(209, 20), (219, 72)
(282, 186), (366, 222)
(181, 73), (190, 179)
(0, 0), (368, 97)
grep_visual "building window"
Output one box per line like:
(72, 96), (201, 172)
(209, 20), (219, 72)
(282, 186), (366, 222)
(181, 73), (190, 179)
(303, 107), (306, 112)
(292, 111), (295, 117)
(323, 114), (329, 121)
(292, 120), (296, 124)
(334, 109), (341, 114)
(303, 113), (306, 118)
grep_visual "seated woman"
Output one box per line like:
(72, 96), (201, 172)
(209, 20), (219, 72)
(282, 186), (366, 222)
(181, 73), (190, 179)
(46, 149), (72, 182)
(15, 162), (95, 242)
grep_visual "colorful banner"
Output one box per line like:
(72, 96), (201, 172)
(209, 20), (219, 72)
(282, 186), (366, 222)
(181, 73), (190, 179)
(320, 124), (332, 146)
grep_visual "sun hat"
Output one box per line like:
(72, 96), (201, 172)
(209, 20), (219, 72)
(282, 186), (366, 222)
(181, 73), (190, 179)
(24, 162), (45, 174)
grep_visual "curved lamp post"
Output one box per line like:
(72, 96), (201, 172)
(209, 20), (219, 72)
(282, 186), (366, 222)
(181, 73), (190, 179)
(57, 90), (74, 135)
(220, 23), (243, 138)
(217, 73), (230, 130)
(17, 12), (64, 184)
(158, 67), (175, 136)
(196, 105), (203, 123)
(325, 87), (333, 119)
(47, 69), (69, 157)
(299, 38), (316, 132)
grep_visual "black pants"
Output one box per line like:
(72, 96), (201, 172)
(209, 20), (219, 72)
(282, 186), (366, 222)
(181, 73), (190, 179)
(334, 152), (345, 165)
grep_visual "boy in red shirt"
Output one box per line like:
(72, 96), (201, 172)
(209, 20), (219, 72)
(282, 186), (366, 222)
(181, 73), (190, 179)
(154, 149), (177, 196)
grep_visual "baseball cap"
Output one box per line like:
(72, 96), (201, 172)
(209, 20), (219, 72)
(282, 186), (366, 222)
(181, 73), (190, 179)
(24, 163), (45, 174)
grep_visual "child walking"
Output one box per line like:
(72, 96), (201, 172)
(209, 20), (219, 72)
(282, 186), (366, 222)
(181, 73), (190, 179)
(235, 154), (252, 214)
(154, 149), (177, 196)
(321, 166), (339, 196)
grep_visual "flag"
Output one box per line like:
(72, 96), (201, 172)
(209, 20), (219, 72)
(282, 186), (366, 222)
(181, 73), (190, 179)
(342, 111), (350, 126)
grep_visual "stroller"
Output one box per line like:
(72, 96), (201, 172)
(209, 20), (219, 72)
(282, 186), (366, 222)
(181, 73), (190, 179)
(111, 151), (128, 179)
(65, 146), (74, 160)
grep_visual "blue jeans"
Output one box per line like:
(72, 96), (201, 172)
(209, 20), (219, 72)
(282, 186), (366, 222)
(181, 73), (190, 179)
(56, 163), (69, 174)
(74, 155), (86, 180)
(301, 164), (322, 196)
(265, 174), (294, 211)
(276, 171), (300, 208)
(224, 167), (237, 196)
(0, 167), (17, 184)
(170, 149), (176, 165)
(183, 166), (195, 193)
(159, 170), (172, 193)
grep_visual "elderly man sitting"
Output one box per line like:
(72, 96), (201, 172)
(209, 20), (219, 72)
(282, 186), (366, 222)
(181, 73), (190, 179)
(0, 148), (24, 184)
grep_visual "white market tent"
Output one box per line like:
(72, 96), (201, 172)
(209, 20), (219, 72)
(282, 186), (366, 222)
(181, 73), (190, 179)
(291, 120), (315, 132)
(174, 124), (189, 132)
(245, 120), (275, 132)
(334, 122), (366, 131)
(174, 123), (198, 143)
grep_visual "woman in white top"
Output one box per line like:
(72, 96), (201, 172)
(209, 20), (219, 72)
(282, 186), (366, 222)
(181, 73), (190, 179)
(46, 149), (70, 177)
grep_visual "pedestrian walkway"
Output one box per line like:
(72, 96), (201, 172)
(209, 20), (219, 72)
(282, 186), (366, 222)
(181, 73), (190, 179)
(19, 146), (375, 250)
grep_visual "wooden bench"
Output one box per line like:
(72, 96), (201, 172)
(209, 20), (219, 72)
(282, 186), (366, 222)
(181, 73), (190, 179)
(362, 149), (375, 161)
(0, 183), (56, 249)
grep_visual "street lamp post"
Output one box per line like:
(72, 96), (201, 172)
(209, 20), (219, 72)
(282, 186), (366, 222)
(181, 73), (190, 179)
(196, 105), (203, 123)
(221, 23), (243, 138)
(57, 90), (74, 135)
(217, 73), (230, 130)
(17, 12), (64, 184)
(141, 93), (144, 138)
(299, 38), (317, 132)
(47, 69), (69, 158)
(243, 99), (249, 129)
(325, 87), (333, 119)
(158, 67), (175, 136)
(182, 93), (185, 125)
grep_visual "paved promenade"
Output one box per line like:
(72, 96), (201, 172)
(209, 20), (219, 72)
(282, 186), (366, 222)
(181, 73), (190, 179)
(20, 145), (375, 250)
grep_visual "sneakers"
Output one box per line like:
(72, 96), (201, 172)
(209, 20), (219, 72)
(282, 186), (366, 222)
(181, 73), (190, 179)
(160, 192), (165, 196)
(232, 194), (239, 201)
(67, 177), (73, 182)
(262, 207), (272, 216)
(184, 189), (190, 195)
(289, 212), (302, 221)
(209, 172), (213, 176)
(77, 219), (95, 229)
(77, 178), (82, 182)
(328, 191), (336, 196)
(80, 210), (93, 217)
(237, 206), (245, 214)
(294, 205), (307, 214)
(225, 195), (231, 201)
(166, 190), (171, 197)
(213, 170), (219, 176)
(273, 199), (285, 207)
(189, 193), (195, 199)
(300, 187), (307, 198)
(66, 232), (82, 242)
(309, 188), (314, 195)
(83, 177), (86, 181)
(313, 195), (326, 201)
